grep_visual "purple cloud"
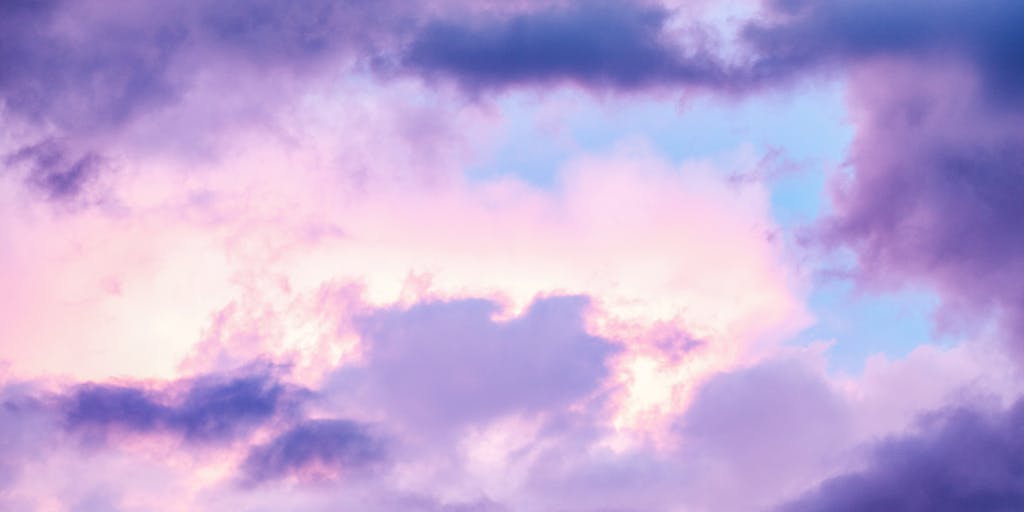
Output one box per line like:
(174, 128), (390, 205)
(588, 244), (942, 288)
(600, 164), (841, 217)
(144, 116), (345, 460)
(4, 139), (106, 202)
(679, 359), (851, 497)
(240, 418), (386, 485)
(4, 1), (1024, 509)
(7, 0), (1022, 146)
(745, 0), (1024, 99)
(725, 0), (1024, 345)
(0, 389), (55, 493)
(0, 0), (184, 134)
(377, 495), (508, 512)
(777, 399), (1024, 512)
(15, 0), (1024, 212)
(0, 0), (408, 198)
(63, 368), (301, 443)
(817, 57), (1024, 342)
(401, 0), (1024, 99)
(0, 0), (400, 136)
(510, 357), (852, 512)
(64, 384), (166, 434)
(403, 1), (728, 92)
(336, 295), (618, 433)
(195, 0), (394, 66)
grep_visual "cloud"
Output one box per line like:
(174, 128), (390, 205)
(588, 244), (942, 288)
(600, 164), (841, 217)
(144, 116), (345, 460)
(679, 358), (851, 504)
(63, 384), (166, 434)
(0, 0), (181, 133)
(745, 0), (1024, 99)
(817, 56), (1024, 342)
(240, 419), (386, 485)
(62, 367), (301, 443)
(8, 2), (1024, 509)
(719, 0), (1024, 346)
(336, 295), (618, 432)
(403, 1), (729, 92)
(0, 0), (416, 186)
(7, 0), (1022, 156)
(517, 349), (1017, 512)
(777, 398), (1024, 512)
(383, 495), (508, 512)
(194, 0), (396, 67)
(3, 139), (107, 203)
(0, 388), (56, 493)
(0, 0), (399, 137)
(399, 0), (1024, 101)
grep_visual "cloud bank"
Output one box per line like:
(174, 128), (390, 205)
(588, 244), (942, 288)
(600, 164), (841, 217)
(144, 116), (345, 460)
(3, 0), (1024, 510)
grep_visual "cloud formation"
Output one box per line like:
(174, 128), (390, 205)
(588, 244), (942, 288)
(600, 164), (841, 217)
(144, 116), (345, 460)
(241, 419), (386, 485)
(814, 37), (1024, 344)
(3, 0), (1024, 510)
(745, 0), (1024, 97)
(335, 295), (618, 433)
(4, 139), (106, 202)
(0, 0), (399, 135)
(62, 368), (300, 443)
(778, 399), (1024, 512)
(403, 1), (728, 92)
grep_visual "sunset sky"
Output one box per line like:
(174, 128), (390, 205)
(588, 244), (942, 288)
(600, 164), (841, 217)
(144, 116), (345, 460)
(3, 1), (1024, 510)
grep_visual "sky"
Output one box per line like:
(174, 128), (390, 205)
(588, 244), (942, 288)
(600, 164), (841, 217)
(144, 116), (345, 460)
(2, 1), (1024, 510)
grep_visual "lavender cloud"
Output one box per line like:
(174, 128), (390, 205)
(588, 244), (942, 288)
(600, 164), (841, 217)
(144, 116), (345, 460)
(62, 368), (302, 443)
(817, 58), (1024, 341)
(679, 358), (851, 504)
(382, 496), (508, 512)
(777, 398), (1024, 512)
(3, 1), (1024, 509)
(0, 0), (407, 199)
(8, 0), (1023, 145)
(17, 0), (1024, 214)
(737, 0), (1024, 342)
(0, 0), (399, 137)
(3, 139), (107, 202)
(240, 418), (386, 485)
(335, 295), (619, 434)
(0, 389), (55, 493)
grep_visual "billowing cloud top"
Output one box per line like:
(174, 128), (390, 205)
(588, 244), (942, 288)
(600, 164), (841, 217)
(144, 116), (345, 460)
(2, 0), (1024, 510)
